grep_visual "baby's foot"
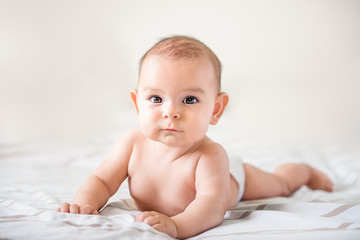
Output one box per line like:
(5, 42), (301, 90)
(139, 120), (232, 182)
(306, 166), (333, 192)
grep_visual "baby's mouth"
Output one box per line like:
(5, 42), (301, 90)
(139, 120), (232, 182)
(164, 128), (179, 132)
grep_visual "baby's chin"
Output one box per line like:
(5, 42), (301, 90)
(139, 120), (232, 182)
(156, 137), (191, 148)
(148, 135), (194, 148)
(141, 128), (205, 147)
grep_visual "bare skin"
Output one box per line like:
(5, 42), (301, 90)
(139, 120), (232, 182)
(57, 131), (333, 238)
(241, 163), (333, 200)
(57, 55), (333, 239)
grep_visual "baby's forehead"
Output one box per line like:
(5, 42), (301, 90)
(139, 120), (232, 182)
(139, 55), (220, 91)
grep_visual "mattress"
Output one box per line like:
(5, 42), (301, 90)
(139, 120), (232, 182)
(1, 137), (360, 239)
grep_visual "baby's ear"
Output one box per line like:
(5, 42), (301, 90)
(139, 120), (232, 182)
(210, 92), (229, 125)
(130, 89), (139, 113)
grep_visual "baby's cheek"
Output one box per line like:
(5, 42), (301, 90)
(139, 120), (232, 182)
(190, 118), (209, 135)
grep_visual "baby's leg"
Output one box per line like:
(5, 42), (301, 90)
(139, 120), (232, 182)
(242, 163), (333, 200)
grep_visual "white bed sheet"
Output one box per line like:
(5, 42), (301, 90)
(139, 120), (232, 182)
(1, 138), (360, 239)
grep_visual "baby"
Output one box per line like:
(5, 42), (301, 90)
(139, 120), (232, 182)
(58, 36), (333, 239)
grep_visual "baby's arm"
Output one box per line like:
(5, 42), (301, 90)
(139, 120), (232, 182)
(58, 131), (136, 214)
(137, 144), (231, 238)
(172, 146), (230, 238)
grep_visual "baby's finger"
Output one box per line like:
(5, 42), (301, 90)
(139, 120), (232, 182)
(69, 204), (80, 214)
(143, 216), (160, 226)
(136, 211), (154, 222)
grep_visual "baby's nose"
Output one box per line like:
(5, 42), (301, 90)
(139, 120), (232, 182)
(162, 104), (180, 119)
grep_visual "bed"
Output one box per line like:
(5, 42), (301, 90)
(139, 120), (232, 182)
(1, 135), (360, 239)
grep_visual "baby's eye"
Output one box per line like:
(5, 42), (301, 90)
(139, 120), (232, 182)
(183, 96), (198, 104)
(150, 96), (162, 103)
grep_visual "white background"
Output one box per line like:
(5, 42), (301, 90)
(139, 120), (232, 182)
(1, 0), (359, 147)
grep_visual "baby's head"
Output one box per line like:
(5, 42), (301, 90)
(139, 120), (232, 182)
(132, 36), (228, 147)
(138, 36), (222, 92)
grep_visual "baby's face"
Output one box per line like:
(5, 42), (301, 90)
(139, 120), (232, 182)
(134, 56), (220, 147)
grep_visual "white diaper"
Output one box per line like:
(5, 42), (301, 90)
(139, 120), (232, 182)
(229, 156), (246, 201)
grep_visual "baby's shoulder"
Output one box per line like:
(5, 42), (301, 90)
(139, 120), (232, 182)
(123, 128), (144, 140)
(195, 138), (229, 173)
(116, 128), (143, 142)
(111, 129), (144, 152)
(199, 137), (228, 159)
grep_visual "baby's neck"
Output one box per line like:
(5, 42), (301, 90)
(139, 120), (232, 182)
(150, 137), (208, 161)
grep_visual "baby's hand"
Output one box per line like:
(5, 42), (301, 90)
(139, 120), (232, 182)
(136, 211), (177, 238)
(57, 202), (99, 215)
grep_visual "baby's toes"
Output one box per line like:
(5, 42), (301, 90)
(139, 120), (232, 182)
(325, 181), (334, 192)
(59, 202), (70, 213)
(69, 204), (80, 214)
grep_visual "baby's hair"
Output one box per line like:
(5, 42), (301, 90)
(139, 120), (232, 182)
(139, 35), (222, 91)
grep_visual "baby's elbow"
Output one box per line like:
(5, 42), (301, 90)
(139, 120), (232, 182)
(213, 201), (228, 224)
(216, 212), (226, 225)
(208, 211), (226, 234)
